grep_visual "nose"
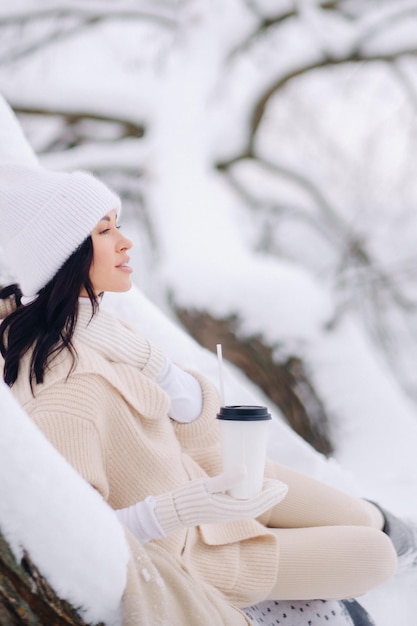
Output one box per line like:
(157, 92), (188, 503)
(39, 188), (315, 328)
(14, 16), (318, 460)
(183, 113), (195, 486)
(118, 232), (133, 251)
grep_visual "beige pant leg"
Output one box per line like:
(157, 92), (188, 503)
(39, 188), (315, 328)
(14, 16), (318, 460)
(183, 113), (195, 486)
(262, 463), (397, 600)
(265, 462), (384, 529)
(266, 525), (397, 600)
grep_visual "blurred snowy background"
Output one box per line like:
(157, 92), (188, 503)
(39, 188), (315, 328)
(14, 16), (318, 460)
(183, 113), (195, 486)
(1, 1), (417, 624)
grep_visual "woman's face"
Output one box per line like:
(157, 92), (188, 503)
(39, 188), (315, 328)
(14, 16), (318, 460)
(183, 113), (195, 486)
(84, 209), (133, 295)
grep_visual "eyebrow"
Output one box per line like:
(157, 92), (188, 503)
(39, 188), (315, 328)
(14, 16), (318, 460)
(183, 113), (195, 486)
(100, 215), (111, 222)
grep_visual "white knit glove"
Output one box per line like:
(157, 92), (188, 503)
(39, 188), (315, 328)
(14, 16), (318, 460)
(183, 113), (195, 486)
(156, 357), (203, 423)
(154, 467), (288, 535)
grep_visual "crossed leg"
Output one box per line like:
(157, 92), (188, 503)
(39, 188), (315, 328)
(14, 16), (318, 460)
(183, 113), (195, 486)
(262, 462), (398, 600)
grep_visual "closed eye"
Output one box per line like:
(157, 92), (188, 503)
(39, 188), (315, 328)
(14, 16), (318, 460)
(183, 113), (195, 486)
(99, 224), (121, 234)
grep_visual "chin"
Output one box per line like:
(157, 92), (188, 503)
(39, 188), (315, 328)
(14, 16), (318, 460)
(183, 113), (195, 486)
(108, 281), (133, 293)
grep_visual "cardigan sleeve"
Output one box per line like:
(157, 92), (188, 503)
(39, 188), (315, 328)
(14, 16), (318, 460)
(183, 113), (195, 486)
(27, 375), (110, 500)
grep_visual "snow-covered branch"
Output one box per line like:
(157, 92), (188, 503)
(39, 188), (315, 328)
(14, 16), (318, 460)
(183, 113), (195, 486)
(0, 1), (178, 25)
(228, 1), (339, 59)
(0, 0), (178, 64)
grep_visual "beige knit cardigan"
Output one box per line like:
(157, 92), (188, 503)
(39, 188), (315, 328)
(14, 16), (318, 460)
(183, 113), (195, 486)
(2, 300), (279, 614)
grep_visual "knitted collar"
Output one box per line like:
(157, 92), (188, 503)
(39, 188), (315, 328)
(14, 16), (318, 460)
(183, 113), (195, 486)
(0, 294), (163, 381)
(75, 300), (163, 380)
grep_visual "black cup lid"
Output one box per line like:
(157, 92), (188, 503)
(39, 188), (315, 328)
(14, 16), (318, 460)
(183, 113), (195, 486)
(216, 405), (271, 421)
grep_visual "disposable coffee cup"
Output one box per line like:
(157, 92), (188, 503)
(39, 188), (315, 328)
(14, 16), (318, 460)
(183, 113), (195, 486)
(216, 405), (271, 499)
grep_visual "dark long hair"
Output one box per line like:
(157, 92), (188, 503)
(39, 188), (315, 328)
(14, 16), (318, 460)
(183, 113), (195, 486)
(0, 236), (99, 389)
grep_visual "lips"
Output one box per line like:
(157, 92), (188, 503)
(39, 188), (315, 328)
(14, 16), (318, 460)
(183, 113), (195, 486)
(116, 256), (130, 268)
(116, 256), (133, 275)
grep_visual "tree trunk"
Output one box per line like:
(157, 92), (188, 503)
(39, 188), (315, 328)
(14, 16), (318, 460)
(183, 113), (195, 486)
(175, 307), (333, 456)
(0, 529), (101, 626)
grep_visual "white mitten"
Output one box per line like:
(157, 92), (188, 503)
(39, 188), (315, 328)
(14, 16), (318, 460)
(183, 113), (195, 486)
(154, 467), (288, 535)
(156, 357), (203, 423)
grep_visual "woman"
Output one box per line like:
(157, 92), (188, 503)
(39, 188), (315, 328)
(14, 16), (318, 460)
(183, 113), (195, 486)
(0, 163), (410, 625)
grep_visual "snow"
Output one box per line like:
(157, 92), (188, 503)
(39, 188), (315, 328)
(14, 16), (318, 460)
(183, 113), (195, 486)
(0, 95), (38, 166)
(103, 285), (417, 624)
(2, 271), (416, 623)
(0, 381), (128, 625)
(1, 2), (417, 624)
(102, 280), (417, 626)
(0, 94), (129, 623)
(101, 287), (361, 495)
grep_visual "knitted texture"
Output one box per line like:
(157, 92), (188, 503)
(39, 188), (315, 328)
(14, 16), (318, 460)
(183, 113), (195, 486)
(11, 305), (280, 607)
(121, 529), (252, 625)
(115, 497), (165, 544)
(76, 301), (162, 379)
(154, 474), (288, 535)
(0, 163), (121, 296)
(6, 304), (395, 608)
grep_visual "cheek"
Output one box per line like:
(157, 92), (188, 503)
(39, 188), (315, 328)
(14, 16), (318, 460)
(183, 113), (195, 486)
(91, 240), (109, 269)
(89, 246), (108, 283)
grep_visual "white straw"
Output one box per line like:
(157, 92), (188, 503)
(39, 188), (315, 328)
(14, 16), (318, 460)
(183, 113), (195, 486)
(216, 343), (225, 406)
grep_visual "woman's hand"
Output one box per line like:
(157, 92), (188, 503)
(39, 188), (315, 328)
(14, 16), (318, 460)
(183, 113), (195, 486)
(153, 467), (288, 534)
(156, 358), (203, 423)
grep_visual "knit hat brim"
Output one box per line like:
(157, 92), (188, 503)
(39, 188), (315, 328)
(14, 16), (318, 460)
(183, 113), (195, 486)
(0, 165), (121, 296)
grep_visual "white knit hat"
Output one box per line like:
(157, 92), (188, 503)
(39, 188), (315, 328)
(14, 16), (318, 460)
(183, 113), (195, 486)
(0, 163), (121, 297)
